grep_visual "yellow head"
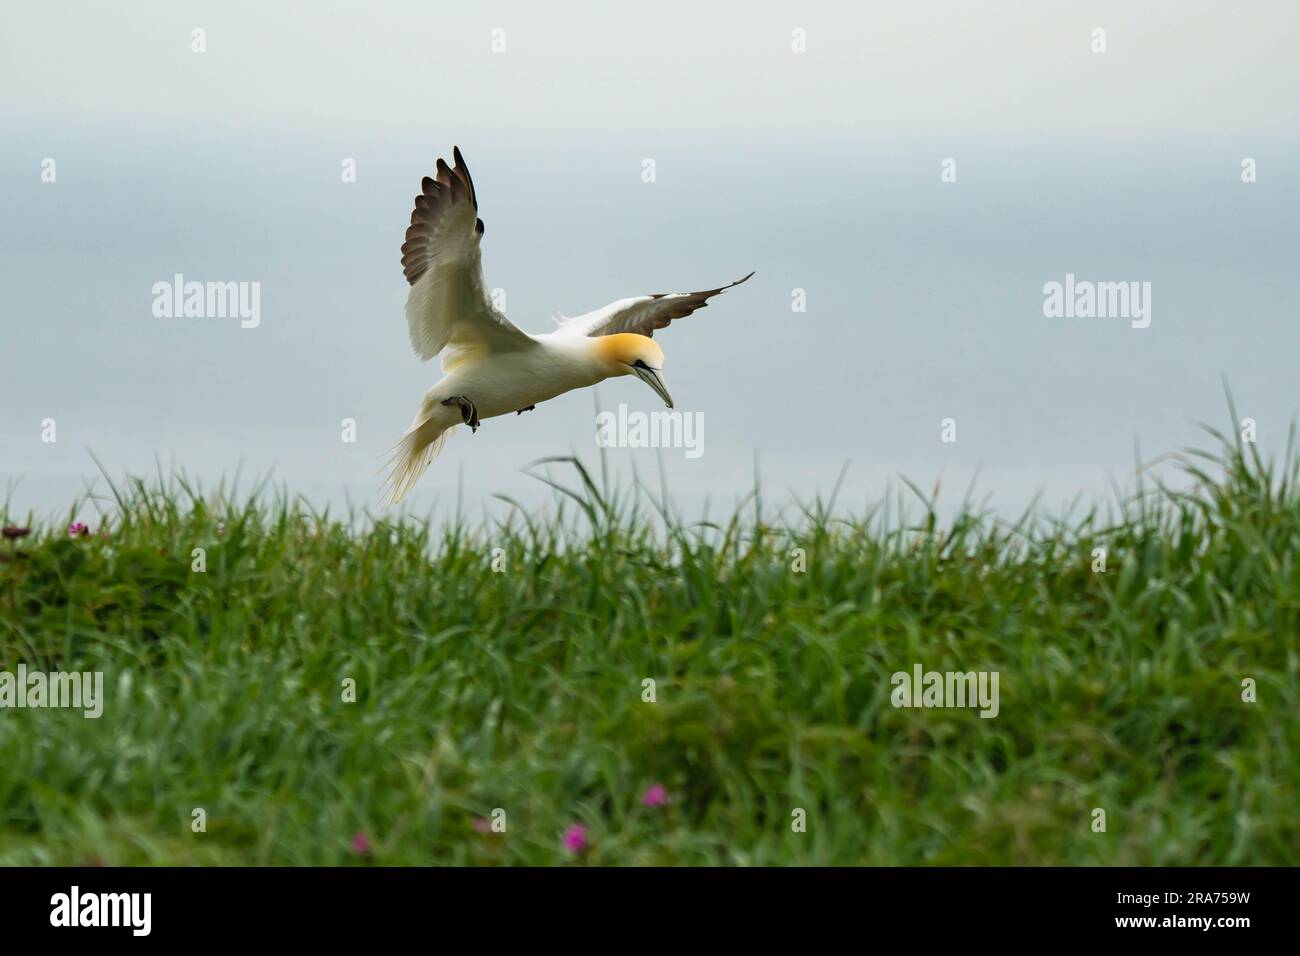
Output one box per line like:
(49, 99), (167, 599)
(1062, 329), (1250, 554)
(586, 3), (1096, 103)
(594, 334), (673, 408)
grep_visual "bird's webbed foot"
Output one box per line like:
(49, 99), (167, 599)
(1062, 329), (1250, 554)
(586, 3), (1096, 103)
(515, 404), (536, 415)
(441, 395), (480, 432)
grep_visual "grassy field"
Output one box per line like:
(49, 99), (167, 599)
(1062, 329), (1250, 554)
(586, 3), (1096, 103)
(1, 421), (1297, 865)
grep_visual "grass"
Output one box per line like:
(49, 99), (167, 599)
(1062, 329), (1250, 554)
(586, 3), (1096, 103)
(1, 413), (1297, 865)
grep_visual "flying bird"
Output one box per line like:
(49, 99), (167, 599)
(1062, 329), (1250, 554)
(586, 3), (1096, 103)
(383, 146), (752, 504)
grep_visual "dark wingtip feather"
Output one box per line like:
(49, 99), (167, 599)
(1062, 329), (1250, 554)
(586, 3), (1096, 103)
(402, 147), (486, 285)
(452, 147), (477, 208)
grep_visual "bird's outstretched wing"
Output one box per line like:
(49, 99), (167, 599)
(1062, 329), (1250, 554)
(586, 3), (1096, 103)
(554, 272), (754, 339)
(401, 147), (535, 369)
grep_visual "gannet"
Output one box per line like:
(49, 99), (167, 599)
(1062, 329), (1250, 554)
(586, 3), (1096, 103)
(382, 147), (753, 504)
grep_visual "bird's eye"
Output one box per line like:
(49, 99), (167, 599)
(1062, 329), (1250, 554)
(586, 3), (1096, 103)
(631, 359), (650, 370)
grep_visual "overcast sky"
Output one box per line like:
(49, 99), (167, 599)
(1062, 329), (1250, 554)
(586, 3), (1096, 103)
(2, 1), (1298, 523)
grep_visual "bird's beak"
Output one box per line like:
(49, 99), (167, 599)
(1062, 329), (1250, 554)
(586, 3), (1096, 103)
(633, 366), (674, 409)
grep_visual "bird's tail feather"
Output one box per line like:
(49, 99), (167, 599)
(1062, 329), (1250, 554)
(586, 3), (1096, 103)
(381, 418), (455, 507)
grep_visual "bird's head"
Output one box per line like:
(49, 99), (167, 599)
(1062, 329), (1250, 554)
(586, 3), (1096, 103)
(595, 333), (673, 408)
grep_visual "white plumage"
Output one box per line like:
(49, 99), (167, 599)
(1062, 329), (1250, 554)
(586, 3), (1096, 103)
(384, 147), (752, 505)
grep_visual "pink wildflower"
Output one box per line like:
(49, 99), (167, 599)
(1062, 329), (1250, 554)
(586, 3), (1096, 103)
(562, 823), (589, 854)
